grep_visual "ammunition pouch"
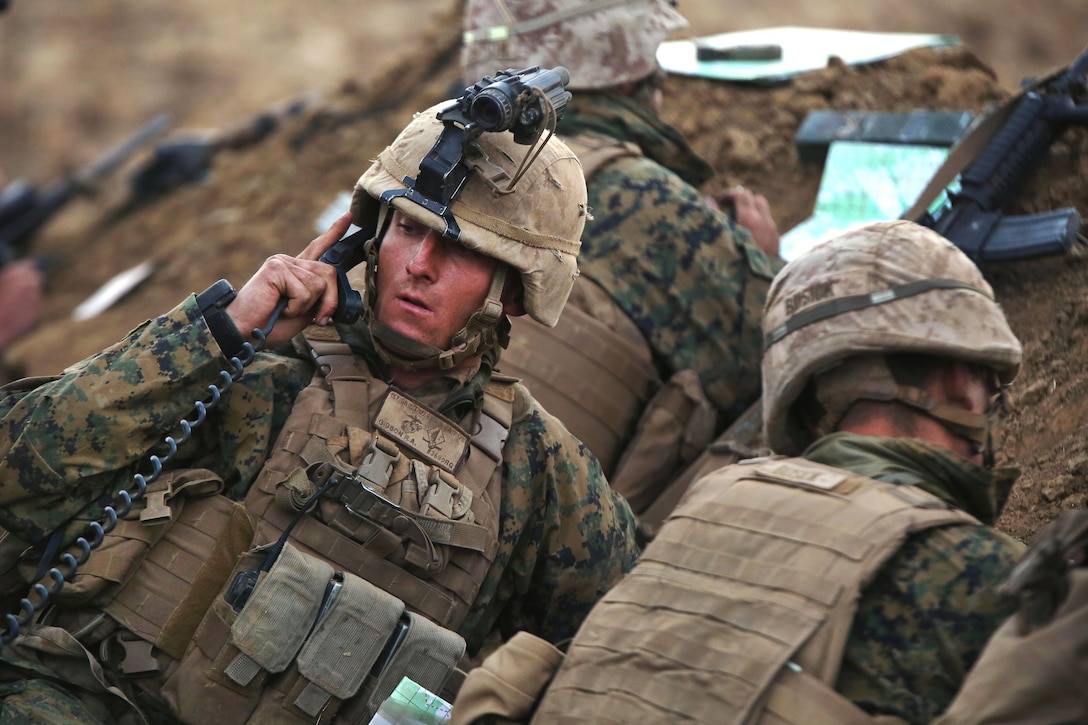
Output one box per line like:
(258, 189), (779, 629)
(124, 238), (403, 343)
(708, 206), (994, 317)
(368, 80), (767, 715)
(608, 368), (717, 515)
(19, 469), (224, 609)
(161, 541), (465, 724)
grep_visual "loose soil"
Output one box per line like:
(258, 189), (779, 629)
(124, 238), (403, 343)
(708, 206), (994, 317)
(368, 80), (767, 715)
(7, 0), (1088, 543)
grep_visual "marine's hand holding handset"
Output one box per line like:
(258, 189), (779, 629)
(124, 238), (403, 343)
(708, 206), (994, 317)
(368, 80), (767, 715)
(317, 65), (571, 325)
(316, 226), (372, 325)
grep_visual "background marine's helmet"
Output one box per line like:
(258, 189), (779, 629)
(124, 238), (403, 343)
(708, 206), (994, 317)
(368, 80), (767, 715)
(761, 220), (1023, 455)
(462, 0), (687, 90)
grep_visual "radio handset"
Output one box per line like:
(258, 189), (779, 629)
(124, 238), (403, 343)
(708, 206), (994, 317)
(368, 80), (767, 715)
(318, 226), (371, 325)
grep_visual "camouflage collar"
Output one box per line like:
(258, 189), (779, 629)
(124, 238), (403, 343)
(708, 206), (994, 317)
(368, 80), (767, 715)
(803, 431), (1018, 525)
(557, 91), (714, 187)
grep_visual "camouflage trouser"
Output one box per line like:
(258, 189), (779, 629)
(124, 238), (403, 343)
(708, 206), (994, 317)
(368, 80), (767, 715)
(0, 627), (149, 725)
(0, 675), (117, 724)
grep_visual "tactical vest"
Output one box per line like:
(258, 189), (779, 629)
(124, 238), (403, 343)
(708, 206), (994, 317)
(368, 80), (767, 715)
(502, 132), (716, 514)
(532, 456), (978, 724)
(30, 330), (516, 724)
(243, 333), (510, 631)
(501, 128), (655, 479)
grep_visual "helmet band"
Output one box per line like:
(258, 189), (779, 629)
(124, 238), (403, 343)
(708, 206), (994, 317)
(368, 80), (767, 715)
(764, 278), (989, 350)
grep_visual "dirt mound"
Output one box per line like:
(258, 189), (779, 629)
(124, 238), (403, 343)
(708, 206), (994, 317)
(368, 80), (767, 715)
(10, 6), (1088, 543)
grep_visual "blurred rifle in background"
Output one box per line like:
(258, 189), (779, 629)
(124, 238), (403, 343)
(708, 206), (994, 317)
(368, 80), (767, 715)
(0, 113), (171, 267)
(127, 93), (319, 201)
(904, 43), (1088, 263)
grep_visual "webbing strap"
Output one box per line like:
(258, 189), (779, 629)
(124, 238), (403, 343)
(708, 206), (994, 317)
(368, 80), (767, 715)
(310, 340), (372, 428)
(226, 543), (332, 683)
(895, 385), (989, 443)
(365, 612), (466, 718)
(764, 278), (987, 349)
(294, 571), (406, 716)
(72, 519), (159, 582)
(456, 381), (514, 527)
(139, 469), (223, 524)
(300, 435), (338, 467)
(378, 147), (581, 257)
(335, 475), (496, 555)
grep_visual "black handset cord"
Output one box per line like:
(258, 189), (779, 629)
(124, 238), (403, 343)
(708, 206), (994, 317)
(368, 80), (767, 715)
(0, 296), (289, 652)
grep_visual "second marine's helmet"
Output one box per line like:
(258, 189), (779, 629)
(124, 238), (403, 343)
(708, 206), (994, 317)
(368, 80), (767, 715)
(462, 0), (687, 90)
(761, 220), (1022, 456)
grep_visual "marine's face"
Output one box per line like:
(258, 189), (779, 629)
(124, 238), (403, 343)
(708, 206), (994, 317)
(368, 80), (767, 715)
(373, 210), (497, 350)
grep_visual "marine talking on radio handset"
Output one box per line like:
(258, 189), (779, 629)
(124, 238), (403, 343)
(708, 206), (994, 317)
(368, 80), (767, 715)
(318, 65), (572, 325)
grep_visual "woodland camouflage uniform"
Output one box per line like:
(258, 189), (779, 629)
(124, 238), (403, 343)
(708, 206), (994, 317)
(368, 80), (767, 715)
(556, 92), (781, 422)
(0, 302), (638, 653)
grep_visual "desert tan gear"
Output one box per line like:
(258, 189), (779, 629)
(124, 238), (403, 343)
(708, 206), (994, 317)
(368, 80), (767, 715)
(451, 630), (565, 725)
(636, 397), (768, 536)
(152, 540), (466, 724)
(528, 456), (975, 724)
(210, 542), (466, 723)
(501, 275), (659, 477)
(28, 324), (513, 724)
(243, 329), (512, 631)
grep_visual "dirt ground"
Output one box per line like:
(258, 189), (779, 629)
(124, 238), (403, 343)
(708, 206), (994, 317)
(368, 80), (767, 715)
(5, 0), (1088, 544)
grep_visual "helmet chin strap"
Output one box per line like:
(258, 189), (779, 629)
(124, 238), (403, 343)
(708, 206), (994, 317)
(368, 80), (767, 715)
(369, 261), (509, 373)
(887, 384), (989, 449)
(812, 356), (994, 464)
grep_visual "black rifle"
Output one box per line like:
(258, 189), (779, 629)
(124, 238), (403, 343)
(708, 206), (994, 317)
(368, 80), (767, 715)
(0, 113), (171, 267)
(128, 93), (318, 201)
(906, 44), (1088, 263)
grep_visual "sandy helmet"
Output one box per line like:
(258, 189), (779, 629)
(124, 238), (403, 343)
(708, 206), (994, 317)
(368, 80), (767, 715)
(462, 0), (687, 90)
(762, 220), (1023, 456)
(344, 94), (588, 372)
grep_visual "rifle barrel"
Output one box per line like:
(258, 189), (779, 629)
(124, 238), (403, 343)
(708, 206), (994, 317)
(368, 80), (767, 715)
(72, 113), (172, 189)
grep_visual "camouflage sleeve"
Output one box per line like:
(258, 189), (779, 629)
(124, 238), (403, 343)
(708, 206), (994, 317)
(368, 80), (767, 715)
(577, 155), (784, 425)
(458, 384), (640, 654)
(0, 296), (311, 544)
(837, 523), (1023, 724)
